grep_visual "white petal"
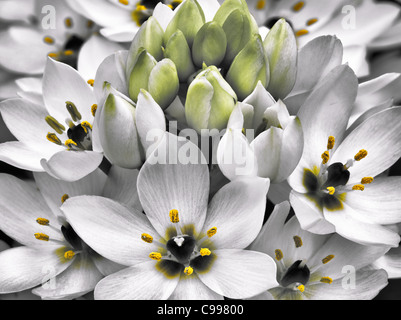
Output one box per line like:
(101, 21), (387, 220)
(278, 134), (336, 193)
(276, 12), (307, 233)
(100, 22), (140, 42)
(0, 142), (48, 171)
(168, 274), (224, 300)
(372, 246), (401, 279)
(152, 3), (174, 31)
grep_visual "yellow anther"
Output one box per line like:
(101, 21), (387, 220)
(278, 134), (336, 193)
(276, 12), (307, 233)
(295, 29), (309, 37)
(64, 50), (74, 56)
(87, 79), (95, 86)
(65, 139), (77, 148)
(34, 233), (49, 241)
(65, 17), (73, 28)
(136, 4), (147, 10)
(64, 250), (75, 260)
(200, 248), (211, 256)
(320, 277), (333, 284)
(44, 36), (54, 44)
(321, 151), (330, 164)
(91, 104), (98, 117)
(131, 5), (147, 26)
(297, 284), (305, 292)
(45, 115), (66, 134)
(87, 20), (94, 28)
(167, 4), (173, 8)
(46, 132), (62, 145)
(327, 136), (335, 150)
(275, 249), (283, 261)
(149, 252), (162, 261)
(293, 1), (305, 12)
(207, 227), (217, 237)
(307, 18), (318, 26)
(256, 0), (266, 10)
(326, 187), (335, 195)
(36, 218), (50, 226)
(61, 194), (69, 204)
(354, 149), (368, 161)
(293, 236), (303, 248)
(48, 52), (59, 58)
(184, 266), (193, 275)
(81, 121), (92, 133)
(119, 0), (129, 5)
(66, 101), (82, 122)
(322, 255), (335, 264)
(169, 209), (179, 223)
(361, 177), (374, 185)
(141, 233), (153, 243)
(352, 184), (365, 191)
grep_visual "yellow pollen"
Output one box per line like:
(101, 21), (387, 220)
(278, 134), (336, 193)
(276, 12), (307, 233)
(65, 17), (73, 28)
(295, 29), (309, 37)
(46, 132), (62, 145)
(45, 115), (65, 134)
(61, 194), (69, 204)
(293, 236), (303, 248)
(149, 252), (162, 261)
(91, 104), (98, 117)
(44, 36), (54, 44)
(322, 255), (335, 264)
(36, 218), (50, 226)
(64, 50), (74, 56)
(136, 4), (147, 10)
(200, 248), (211, 256)
(87, 79), (95, 86)
(64, 250), (75, 260)
(119, 0), (129, 5)
(48, 52), (59, 58)
(65, 139), (77, 147)
(327, 136), (335, 150)
(320, 277), (333, 284)
(34, 233), (49, 241)
(169, 209), (179, 223)
(141, 233), (153, 243)
(207, 227), (217, 237)
(184, 266), (193, 275)
(307, 18), (318, 26)
(256, 0), (266, 10)
(297, 284), (305, 292)
(131, 5), (148, 26)
(81, 121), (92, 133)
(87, 20), (94, 29)
(321, 151), (330, 164)
(293, 1), (305, 12)
(327, 187), (335, 195)
(361, 177), (374, 185)
(275, 249), (283, 261)
(352, 184), (365, 191)
(167, 4), (173, 8)
(354, 149), (368, 161)
(66, 101), (82, 121)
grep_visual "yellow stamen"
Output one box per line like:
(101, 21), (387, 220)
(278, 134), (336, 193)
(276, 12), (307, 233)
(361, 177), (374, 184)
(65, 139), (77, 148)
(64, 50), (74, 56)
(256, 0), (266, 10)
(352, 184), (365, 191)
(293, 1), (305, 12)
(149, 252), (162, 261)
(87, 20), (94, 29)
(119, 0), (129, 5)
(326, 187), (335, 195)
(65, 17), (73, 28)
(48, 52), (59, 58)
(293, 236), (303, 248)
(306, 18), (318, 26)
(275, 249), (283, 261)
(131, 5), (147, 26)
(321, 151), (330, 164)
(87, 79), (95, 87)
(184, 266), (193, 275)
(320, 277), (333, 284)
(64, 250), (75, 260)
(46, 132), (62, 145)
(81, 121), (92, 133)
(327, 136), (335, 150)
(34, 233), (49, 241)
(200, 248), (211, 256)
(91, 104), (98, 117)
(295, 29), (309, 37)
(354, 149), (368, 161)
(36, 218), (50, 226)
(297, 284), (305, 292)
(45, 115), (65, 134)
(169, 209), (179, 223)
(66, 101), (82, 122)
(207, 227), (217, 237)
(322, 255), (335, 264)
(167, 4), (173, 8)
(61, 194), (69, 204)
(141, 233), (153, 243)
(44, 36), (54, 44)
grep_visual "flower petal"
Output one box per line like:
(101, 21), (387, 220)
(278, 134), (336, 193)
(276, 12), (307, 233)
(168, 274), (224, 300)
(0, 142), (47, 171)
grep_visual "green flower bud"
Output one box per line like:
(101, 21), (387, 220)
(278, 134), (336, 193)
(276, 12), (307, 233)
(98, 94), (143, 169)
(164, 0), (205, 48)
(148, 58), (180, 109)
(164, 30), (196, 82)
(128, 48), (157, 102)
(226, 34), (269, 100)
(126, 17), (164, 78)
(185, 66), (237, 133)
(192, 21), (227, 68)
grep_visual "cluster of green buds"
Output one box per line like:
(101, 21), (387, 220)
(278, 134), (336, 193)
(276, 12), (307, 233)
(125, 0), (297, 134)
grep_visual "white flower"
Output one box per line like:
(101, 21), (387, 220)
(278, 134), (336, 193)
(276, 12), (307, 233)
(61, 133), (278, 299)
(249, 202), (390, 300)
